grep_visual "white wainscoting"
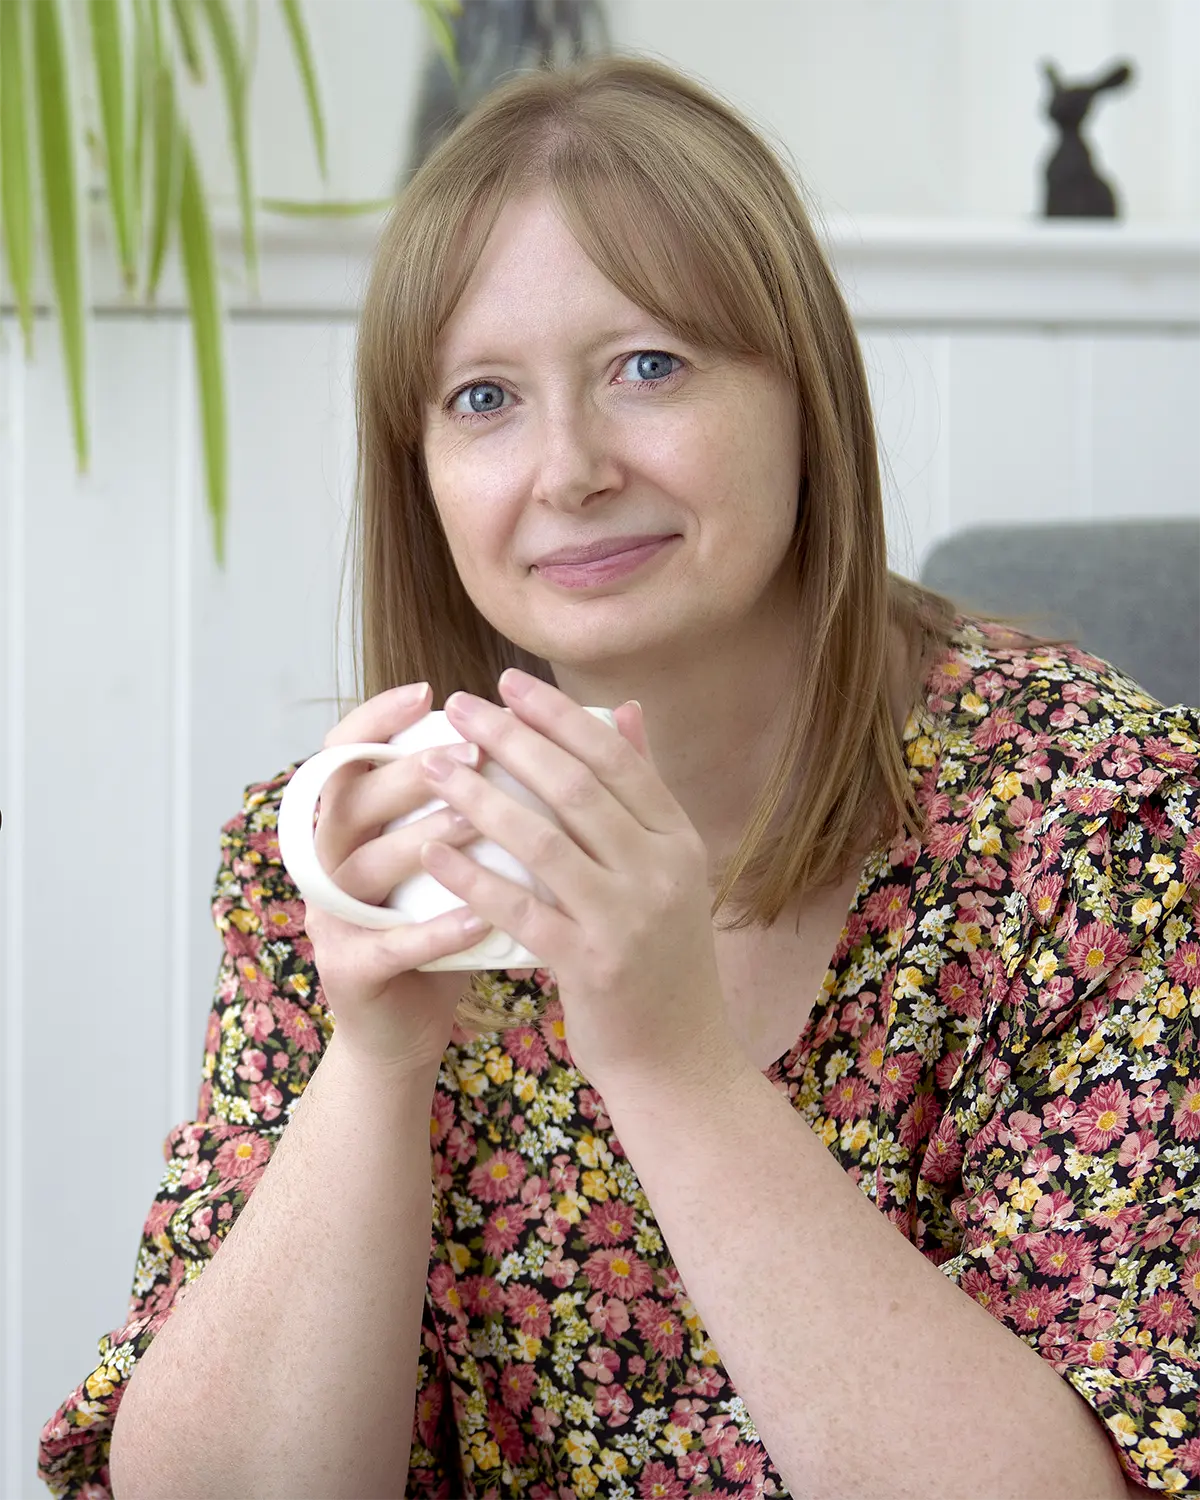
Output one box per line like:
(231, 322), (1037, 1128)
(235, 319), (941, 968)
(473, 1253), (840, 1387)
(3, 218), (1198, 1496)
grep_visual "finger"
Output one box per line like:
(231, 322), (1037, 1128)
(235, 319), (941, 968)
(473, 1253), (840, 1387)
(323, 682), (431, 748)
(335, 741), (484, 841)
(334, 805), (483, 906)
(314, 902), (493, 996)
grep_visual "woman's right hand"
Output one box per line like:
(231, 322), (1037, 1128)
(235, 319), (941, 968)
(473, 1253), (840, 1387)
(300, 682), (492, 1079)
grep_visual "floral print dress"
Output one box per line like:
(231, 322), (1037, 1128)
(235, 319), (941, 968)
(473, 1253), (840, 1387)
(38, 619), (1200, 1497)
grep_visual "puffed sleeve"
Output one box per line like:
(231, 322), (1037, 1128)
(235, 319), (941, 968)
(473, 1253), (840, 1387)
(36, 766), (462, 1499)
(937, 725), (1200, 1493)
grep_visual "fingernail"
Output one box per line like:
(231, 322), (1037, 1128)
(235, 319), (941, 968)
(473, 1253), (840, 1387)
(446, 742), (480, 766)
(396, 681), (429, 704)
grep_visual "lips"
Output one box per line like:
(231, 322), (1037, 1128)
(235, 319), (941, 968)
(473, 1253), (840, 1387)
(532, 533), (676, 568)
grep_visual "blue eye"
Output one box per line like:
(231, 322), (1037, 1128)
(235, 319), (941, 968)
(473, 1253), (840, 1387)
(622, 351), (679, 382)
(452, 381), (507, 416)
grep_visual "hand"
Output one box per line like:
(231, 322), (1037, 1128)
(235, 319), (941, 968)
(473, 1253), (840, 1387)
(413, 667), (743, 1101)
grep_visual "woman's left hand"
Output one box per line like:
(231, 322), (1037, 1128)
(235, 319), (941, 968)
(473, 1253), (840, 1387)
(415, 666), (743, 1102)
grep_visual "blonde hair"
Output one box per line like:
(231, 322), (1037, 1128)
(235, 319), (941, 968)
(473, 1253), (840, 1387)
(346, 53), (954, 1032)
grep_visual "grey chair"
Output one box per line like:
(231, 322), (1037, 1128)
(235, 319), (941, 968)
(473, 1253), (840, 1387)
(918, 519), (1200, 709)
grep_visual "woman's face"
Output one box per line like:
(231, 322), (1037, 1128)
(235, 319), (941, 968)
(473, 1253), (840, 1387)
(422, 192), (803, 676)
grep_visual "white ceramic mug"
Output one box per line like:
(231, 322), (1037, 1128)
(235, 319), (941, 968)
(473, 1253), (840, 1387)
(276, 706), (617, 971)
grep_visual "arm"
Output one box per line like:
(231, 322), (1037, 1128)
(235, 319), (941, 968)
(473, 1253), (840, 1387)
(602, 1056), (1133, 1500)
(38, 770), (459, 1499)
(109, 1033), (441, 1499)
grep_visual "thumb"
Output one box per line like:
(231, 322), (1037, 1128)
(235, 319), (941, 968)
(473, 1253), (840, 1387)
(615, 699), (648, 758)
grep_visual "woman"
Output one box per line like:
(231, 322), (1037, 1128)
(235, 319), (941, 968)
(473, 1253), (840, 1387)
(40, 54), (1200, 1499)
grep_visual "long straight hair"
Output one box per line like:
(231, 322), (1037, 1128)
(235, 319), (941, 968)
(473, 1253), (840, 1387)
(347, 53), (954, 1030)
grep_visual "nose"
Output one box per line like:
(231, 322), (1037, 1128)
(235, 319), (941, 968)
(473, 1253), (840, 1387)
(529, 401), (623, 511)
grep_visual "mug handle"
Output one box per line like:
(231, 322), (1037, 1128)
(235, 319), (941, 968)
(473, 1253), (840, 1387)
(277, 743), (418, 930)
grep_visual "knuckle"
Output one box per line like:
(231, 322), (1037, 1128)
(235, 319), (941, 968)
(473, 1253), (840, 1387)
(557, 767), (599, 811)
(529, 820), (571, 866)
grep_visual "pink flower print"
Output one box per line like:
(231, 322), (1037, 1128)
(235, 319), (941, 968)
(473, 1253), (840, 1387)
(1032, 1190), (1078, 1230)
(1167, 943), (1200, 993)
(1010, 1284), (1068, 1330)
(579, 1198), (635, 1247)
(823, 1074), (877, 1122)
(495, 1360), (539, 1416)
(233, 953), (275, 1003)
(897, 1093), (938, 1150)
(1116, 1129), (1159, 1178)
(248, 1079), (283, 1121)
(482, 1204), (523, 1259)
(468, 1147), (526, 1202)
(1072, 1081), (1131, 1153)
(959, 1268), (1010, 1321)
(1027, 1231), (1093, 1279)
(213, 1132), (269, 1180)
(592, 1381), (634, 1425)
(577, 1343), (621, 1385)
(505, 1283), (552, 1339)
(240, 1000), (275, 1043)
(863, 883), (910, 934)
(920, 1116), (964, 1184)
(1175, 1081), (1200, 1142)
(429, 1090), (454, 1149)
(635, 1461), (687, 1499)
(1179, 1250), (1200, 1311)
(938, 961), (982, 1020)
(503, 1024), (550, 1075)
(856, 1023), (889, 1082)
(632, 1296), (686, 1359)
(587, 1293), (632, 1338)
(1139, 1288), (1196, 1339)
(582, 1246), (656, 1301)
(875, 1050), (923, 1115)
(261, 899), (306, 938)
(719, 1445), (767, 1489)
(1066, 922), (1130, 982)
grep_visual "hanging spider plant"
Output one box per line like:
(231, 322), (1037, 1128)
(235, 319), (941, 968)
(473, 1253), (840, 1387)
(0, 0), (459, 567)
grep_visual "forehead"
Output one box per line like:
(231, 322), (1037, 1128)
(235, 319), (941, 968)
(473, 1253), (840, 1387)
(435, 194), (664, 363)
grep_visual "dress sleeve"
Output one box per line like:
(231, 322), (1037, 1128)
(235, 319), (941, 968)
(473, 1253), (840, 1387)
(938, 746), (1200, 1493)
(36, 767), (461, 1499)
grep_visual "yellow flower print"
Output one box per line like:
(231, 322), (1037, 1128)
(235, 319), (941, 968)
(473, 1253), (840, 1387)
(565, 1431), (599, 1465)
(484, 1051), (513, 1085)
(228, 907), (260, 934)
(1147, 853), (1177, 883)
(1049, 1061), (1082, 1094)
(1164, 880), (1189, 912)
(1152, 1407), (1188, 1440)
(446, 1241), (472, 1275)
(842, 1119), (871, 1153)
(909, 735), (937, 768)
(514, 1073), (537, 1102)
(961, 692), (987, 716)
(84, 1366), (119, 1399)
(577, 1134), (613, 1170)
(1032, 951), (1059, 984)
(1137, 1436), (1175, 1471)
(580, 1170), (610, 1202)
(513, 1329), (542, 1359)
(1130, 1008), (1164, 1049)
(969, 824), (1003, 856)
(1132, 897), (1162, 927)
(1106, 1411), (1139, 1447)
(820, 1117), (839, 1147)
(1007, 1177), (1043, 1212)
(470, 1436), (502, 1472)
(1160, 986), (1189, 1019)
(595, 1450), (629, 1481)
(572, 1465), (600, 1499)
(992, 771), (1023, 801)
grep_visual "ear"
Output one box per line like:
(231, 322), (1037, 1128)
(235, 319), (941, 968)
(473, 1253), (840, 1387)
(1096, 61), (1133, 91)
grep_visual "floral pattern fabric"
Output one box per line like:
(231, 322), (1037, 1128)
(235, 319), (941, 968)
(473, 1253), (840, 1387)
(37, 619), (1200, 1497)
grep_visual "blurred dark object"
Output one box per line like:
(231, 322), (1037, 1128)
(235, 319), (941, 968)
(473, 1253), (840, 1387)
(1041, 59), (1135, 218)
(404, 0), (612, 179)
(919, 519), (1200, 709)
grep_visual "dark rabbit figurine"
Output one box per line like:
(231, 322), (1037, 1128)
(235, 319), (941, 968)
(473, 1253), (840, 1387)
(1042, 59), (1135, 218)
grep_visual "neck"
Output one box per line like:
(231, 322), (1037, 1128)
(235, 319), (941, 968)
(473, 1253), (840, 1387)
(547, 595), (922, 885)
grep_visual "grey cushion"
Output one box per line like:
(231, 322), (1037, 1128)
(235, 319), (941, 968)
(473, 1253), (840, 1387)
(918, 519), (1200, 710)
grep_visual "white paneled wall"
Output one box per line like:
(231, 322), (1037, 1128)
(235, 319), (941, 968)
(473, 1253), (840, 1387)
(4, 220), (1199, 1495)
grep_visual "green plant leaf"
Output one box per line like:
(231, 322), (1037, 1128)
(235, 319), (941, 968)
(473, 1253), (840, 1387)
(197, 0), (256, 295)
(259, 195), (393, 216)
(0, 0), (35, 358)
(130, 0), (153, 274)
(89, 0), (137, 290)
(33, 0), (88, 470)
(169, 0), (204, 81)
(145, 0), (182, 300)
(178, 126), (226, 567)
(416, 0), (460, 83)
(278, 0), (326, 179)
